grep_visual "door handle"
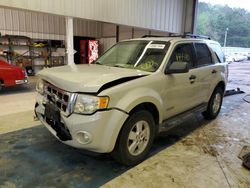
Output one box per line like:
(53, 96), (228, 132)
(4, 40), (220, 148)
(189, 75), (196, 84)
(189, 75), (196, 80)
(212, 69), (217, 74)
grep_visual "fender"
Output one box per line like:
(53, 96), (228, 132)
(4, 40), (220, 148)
(101, 87), (164, 152)
(206, 67), (227, 101)
(110, 87), (164, 123)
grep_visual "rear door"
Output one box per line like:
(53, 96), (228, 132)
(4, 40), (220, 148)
(193, 42), (217, 103)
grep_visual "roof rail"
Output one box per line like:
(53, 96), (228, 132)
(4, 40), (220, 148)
(141, 33), (211, 40)
(142, 35), (167, 38)
(184, 33), (211, 40)
(168, 34), (183, 37)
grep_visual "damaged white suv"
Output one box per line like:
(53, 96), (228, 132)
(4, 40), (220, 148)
(35, 35), (228, 165)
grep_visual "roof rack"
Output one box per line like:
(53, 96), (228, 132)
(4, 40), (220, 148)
(184, 33), (211, 40)
(169, 33), (211, 40)
(142, 35), (167, 38)
(142, 33), (211, 40)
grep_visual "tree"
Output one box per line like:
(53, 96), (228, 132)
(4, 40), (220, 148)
(197, 2), (250, 47)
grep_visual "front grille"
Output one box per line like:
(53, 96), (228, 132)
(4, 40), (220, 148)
(44, 82), (76, 116)
(42, 114), (72, 141)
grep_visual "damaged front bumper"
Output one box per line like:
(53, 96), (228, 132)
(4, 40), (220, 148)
(35, 93), (128, 153)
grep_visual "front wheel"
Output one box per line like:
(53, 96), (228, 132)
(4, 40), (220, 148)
(111, 110), (155, 166)
(203, 87), (223, 120)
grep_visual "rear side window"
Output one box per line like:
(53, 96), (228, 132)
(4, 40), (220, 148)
(195, 43), (213, 66)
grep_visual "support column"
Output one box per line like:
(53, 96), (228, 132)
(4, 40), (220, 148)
(65, 17), (74, 65)
(116, 25), (119, 43)
(183, 0), (198, 34)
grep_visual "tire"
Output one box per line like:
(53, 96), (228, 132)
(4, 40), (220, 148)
(111, 110), (155, 166)
(203, 87), (223, 120)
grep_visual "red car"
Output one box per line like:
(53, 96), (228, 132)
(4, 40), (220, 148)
(0, 57), (28, 90)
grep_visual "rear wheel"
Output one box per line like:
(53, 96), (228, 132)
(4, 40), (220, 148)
(203, 87), (223, 120)
(111, 110), (155, 166)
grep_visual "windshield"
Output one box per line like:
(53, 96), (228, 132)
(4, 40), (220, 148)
(95, 40), (169, 72)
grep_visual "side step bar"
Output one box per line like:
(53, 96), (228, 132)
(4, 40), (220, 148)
(224, 88), (245, 97)
(158, 103), (207, 133)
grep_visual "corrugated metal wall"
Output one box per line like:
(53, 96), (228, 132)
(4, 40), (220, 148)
(73, 18), (102, 37)
(0, 0), (185, 33)
(0, 7), (102, 40)
(99, 37), (116, 54)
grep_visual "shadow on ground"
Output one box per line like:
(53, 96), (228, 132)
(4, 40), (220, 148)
(0, 125), (128, 187)
(0, 84), (35, 95)
(0, 112), (209, 187)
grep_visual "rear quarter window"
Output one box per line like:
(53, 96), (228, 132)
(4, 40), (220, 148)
(207, 42), (225, 63)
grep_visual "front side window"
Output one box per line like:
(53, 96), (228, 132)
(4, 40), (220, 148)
(169, 43), (195, 68)
(95, 40), (169, 72)
(195, 43), (213, 66)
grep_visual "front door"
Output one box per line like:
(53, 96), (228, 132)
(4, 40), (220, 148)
(162, 43), (202, 119)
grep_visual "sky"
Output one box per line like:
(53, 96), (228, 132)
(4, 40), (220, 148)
(199, 0), (250, 11)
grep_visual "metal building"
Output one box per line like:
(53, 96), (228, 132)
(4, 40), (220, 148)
(0, 0), (198, 67)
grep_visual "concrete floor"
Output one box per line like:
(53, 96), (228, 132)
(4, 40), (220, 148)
(0, 62), (250, 187)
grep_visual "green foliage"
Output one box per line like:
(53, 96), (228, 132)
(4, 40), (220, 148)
(197, 2), (250, 47)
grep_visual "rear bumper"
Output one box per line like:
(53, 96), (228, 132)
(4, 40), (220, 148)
(35, 93), (128, 153)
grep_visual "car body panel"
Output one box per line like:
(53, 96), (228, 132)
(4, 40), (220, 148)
(0, 59), (28, 87)
(35, 93), (128, 152)
(37, 64), (150, 93)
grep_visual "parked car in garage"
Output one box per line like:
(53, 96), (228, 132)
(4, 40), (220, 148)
(35, 34), (228, 165)
(0, 57), (28, 90)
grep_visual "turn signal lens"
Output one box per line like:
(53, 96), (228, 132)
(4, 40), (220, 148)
(99, 97), (109, 109)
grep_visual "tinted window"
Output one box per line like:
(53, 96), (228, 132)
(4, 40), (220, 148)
(169, 43), (194, 68)
(195, 43), (212, 66)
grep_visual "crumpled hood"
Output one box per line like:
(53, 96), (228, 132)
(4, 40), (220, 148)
(37, 64), (150, 93)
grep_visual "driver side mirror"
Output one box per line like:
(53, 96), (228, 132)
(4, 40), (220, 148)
(165, 61), (189, 74)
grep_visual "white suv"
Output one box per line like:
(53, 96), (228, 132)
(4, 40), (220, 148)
(35, 35), (228, 165)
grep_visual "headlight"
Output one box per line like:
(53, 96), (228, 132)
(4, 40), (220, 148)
(74, 94), (109, 114)
(36, 79), (44, 94)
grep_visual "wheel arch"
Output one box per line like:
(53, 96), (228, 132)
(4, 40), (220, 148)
(129, 102), (160, 127)
(203, 81), (224, 120)
(111, 102), (160, 153)
(215, 81), (226, 92)
(111, 108), (157, 165)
